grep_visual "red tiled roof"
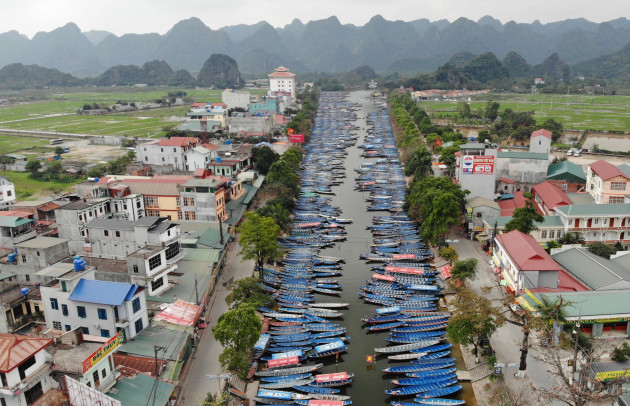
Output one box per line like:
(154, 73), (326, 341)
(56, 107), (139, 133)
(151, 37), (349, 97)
(38, 202), (61, 212)
(590, 160), (630, 180)
(113, 353), (168, 377)
(533, 181), (572, 209)
(201, 143), (219, 151)
(0, 211), (32, 218)
(158, 137), (200, 147)
(193, 168), (207, 178)
(495, 230), (563, 272)
(531, 129), (552, 139)
(499, 177), (515, 184)
(529, 270), (588, 293)
(497, 191), (532, 217)
(190, 103), (206, 108)
(212, 103), (227, 107)
(0, 334), (52, 373)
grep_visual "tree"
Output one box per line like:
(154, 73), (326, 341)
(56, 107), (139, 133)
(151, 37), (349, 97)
(218, 347), (250, 380)
(54, 146), (64, 156)
(450, 258), (478, 285)
(257, 203), (291, 233)
(238, 212), (282, 273)
(484, 101), (500, 121)
(48, 161), (62, 174)
(405, 147), (433, 178)
(281, 147), (303, 171)
(203, 391), (230, 406)
(267, 160), (299, 190)
(504, 192), (543, 234)
(587, 242), (616, 259)
(251, 146), (279, 175)
(213, 302), (261, 352)
(447, 286), (506, 360)
(439, 246), (458, 264)
(226, 277), (275, 308)
(457, 102), (471, 119)
(558, 232), (585, 245)
(545, 240), (562, 253)
(25, 160), (41, 175)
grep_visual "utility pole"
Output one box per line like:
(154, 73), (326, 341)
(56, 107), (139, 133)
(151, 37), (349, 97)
(571, 310), (582, 376)
(219, 215), (224, 245)
(195, 275), (199, 305)
(154, 344), (165, 377)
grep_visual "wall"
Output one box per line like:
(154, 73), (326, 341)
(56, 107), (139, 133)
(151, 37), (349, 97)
(495, 158), (548, 184)
(89, 136), (122, 146)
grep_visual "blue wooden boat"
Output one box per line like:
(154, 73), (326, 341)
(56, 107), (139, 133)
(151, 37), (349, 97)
(410, 343), (452, 354)
(293, 400), (352, 406)
(417, 350), (451, 360)
(385, 377), (458, 396)
(387, 334), (445, 344)
(259, 378), (315, 389)
(382, 359), (456, 374)
(255, 363), (323, 377)
(414, 384), (463, 400)
(375, 339), (441, 354)
(415, 399), (465, 405)
(391, 372), (456, 386)
(390, 331), (446, 339)
(292, 385), (340, 394)
(403, 367), (457, 378)
(260, 373), (312, 383)
(366, 322), (404, 331)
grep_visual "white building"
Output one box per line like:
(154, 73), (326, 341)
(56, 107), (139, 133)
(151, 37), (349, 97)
(185, 146), (217, 171)
(268, 66), (296, 99)
(40, 267), (149, 340)
(0, 333), (58, 406)
(0, 177), (16, 208)
(222, 89), (251, 110)
(529, 129), (552, 155)
(136, 137), (200, 171)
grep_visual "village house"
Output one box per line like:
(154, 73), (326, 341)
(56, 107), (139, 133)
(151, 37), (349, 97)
(586, 160), (630, 204)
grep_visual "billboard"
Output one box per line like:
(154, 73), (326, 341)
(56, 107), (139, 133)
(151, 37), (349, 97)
(267, 356), (299, 368)
(289, 133), (305, 143)
(82, 331), (123, 373)
(461, 155), (494, 175)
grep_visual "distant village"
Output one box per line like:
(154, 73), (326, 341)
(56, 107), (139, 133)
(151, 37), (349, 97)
(0, 67), (300, 406)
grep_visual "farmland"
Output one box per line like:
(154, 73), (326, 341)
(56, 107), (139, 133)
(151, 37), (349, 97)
(421, 92), (630, 132)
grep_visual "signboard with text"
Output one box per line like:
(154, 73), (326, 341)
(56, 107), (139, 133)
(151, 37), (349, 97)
(462, 155), (495, 175)
(267, 356), (299, 368)
(289, 133), (305, 143)
(82, 332), (123, 373)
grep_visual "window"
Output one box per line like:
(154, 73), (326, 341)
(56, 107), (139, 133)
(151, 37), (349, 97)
(102, 368), (107, 379)
(148, 254), (162, 270)
(101, 329), (110, 338)
(132, 297), (141, 313)
(25, 275), (30, 282)
(36, 251), (40, 257)
(115, 231), (120, 237)
(184, 211), (196, 221)
(97, 308), (107, 320)
(146, 209), (160, 216)
(104, 230), (109, 236)
(162, 157), (165, 162)
(17, 355), (36, 380)
(21, 254), (26, 263)
(540, 230), (547, 238)
(144, 196), (159, 208)
(476, 212), (482, 218)
(183, 197), (195, 206)
(568, 219), (573, 225)
(50, 298), (59, 310)
(77, 306), (86, 318)
(561, 183), (568, 191)
(549, 231), (555, 239)
(145, 157), (148, 161)
(611, 181), (627, 191)
(609, 196), (625, 204)
(65, 325), (71, 331)
(594, 218), (599, 225)
(160, 148), (164, 152)
(0, 372), (6, 387)
(82, 327), (90, 335)
(133, 264), (139, 273)
(62, 304), (68, 316)
(165, 242), (180, 260)
(151, 277), (164, 292)
(52, 321), (61, 330)
(134, 318), (144, 334)
(136, 200), (141, 208)
(176, 197), (182, 207)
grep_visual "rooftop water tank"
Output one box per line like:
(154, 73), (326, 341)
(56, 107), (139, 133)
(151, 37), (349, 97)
(217, 157), (222, 163)
(20, 288), (29, 296)
(228, 181), (233, 186)
(73, 255), (86, 272)
(225, 140), (231, 145)
(94, 178), (100, 183)
(7, 252), (16, 263)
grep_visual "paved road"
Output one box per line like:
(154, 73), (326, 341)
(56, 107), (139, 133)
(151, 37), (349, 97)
(177, 236), (255, 405)
(451, 233), (562, 403)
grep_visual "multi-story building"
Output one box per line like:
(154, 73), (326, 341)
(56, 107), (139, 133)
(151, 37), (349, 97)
(135, 137), (200, 171)
(186, 107), (227, 128)
(228, 113), (273, 134)
(55, 198), (113, 253)
(268, 66), (296, 98)
(529, 128), (552, 155)
(532, 181), (573, 215)
(222, 89), (251, 110)
(177, 178), (228, 221)
(455, 142), (498, 200)
(185, 146), (217, 171)
(0, 237), (70, 283)
(555, 203), (630, 248)
(40, 266), (149, 340)
(0, 212), (36, 249)
(0, 176), (16, 208)
(546, 160), (586, 193)
(495, 151), (549, 191)
(0, 333), (58, 405)
(586, 160), (630, 204)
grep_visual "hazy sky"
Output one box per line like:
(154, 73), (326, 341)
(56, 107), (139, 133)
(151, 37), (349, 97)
(5, 0), (630, 38)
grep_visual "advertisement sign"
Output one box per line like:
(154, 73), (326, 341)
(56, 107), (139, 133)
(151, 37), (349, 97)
(82, 332), (123, 373)
(289, 133), (305, 143)
(372, 273), (396, 282)
(392, 254), (416, 260)
(595, 369), (630, 382)
(462, 155), (494, 175)
(267, 356), (299, 368)
(315, 372), (349, 383)
(308, 401), (344, 406)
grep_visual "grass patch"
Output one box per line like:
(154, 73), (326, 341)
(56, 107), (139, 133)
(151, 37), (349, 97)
(0, 170), (84, 200)
(0, 136), (49, 154)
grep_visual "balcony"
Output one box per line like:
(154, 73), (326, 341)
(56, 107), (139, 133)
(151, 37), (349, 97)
(165, 248), (186, 265)
(115, 319), (129, 328)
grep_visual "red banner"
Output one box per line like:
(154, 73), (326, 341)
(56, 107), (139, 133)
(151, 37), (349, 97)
(315, 372), (349, 383)
(440, 264), (452, 279)
(308, 400), (344, 406)
(289, 133), (305, 143)
(267, 356), (299, 368)
(372, 273), (396, 281)
(384, 266), (426, 275)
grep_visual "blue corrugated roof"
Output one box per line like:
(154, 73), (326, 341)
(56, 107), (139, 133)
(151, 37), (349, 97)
(69, 279), (138, 306)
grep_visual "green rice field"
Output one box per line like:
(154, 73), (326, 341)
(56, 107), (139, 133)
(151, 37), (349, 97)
(0, 87), (268, 138)
(420, 93), (630, 132)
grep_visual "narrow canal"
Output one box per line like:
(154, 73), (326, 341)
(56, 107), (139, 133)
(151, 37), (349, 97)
(309, 91), (476, 405)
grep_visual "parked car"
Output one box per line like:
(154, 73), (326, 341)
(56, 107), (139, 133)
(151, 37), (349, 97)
(196, 317), (207, 329)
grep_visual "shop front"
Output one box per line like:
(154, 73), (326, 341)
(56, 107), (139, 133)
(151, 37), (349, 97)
(564, 317), (630, 338)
